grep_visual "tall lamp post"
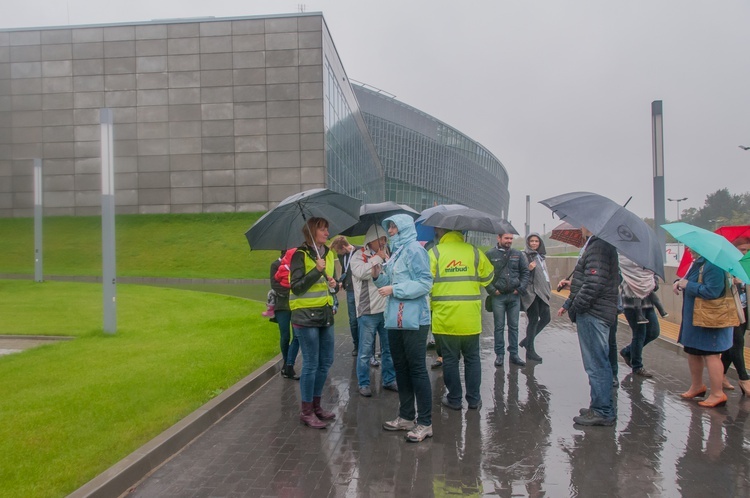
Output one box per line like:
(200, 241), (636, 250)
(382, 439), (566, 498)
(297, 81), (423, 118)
(651, 101), (666, 261)
(667, 197), (687, 221)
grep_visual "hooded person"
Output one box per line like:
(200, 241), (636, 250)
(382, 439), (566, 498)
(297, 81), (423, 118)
(372, 214), (434, 443)
(520, 233), (552, 363)
(349, 224), (397, 397)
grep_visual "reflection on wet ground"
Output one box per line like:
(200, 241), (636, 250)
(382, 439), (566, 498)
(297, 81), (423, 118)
(131, 294), (750, 497)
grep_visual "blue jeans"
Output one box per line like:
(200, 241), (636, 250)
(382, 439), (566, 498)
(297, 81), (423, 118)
(609, 320), (618, 377)
(357, 313), (395, 387)
(492, 293), (521, 357)
(275, 310), (299, 366)
(388, 326), (432, 426)
(576, 313), (615, 419)
(439, 334), (481, 406)
(346, 290), (359, 350)
(295, 325), (335, 403)
(622, 308), (660, 370)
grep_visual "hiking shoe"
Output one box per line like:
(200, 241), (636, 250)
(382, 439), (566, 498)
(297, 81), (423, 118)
(579, 407), (591, 416)
(494, 356), (504, 367)
(573, 411), (616, 427)
(383, 382), (398, 392)
(619, 349), (632, 368)
(370, 357), (380, 367)
(358, 386), (372, 397)
(510, 355), (526, 366)
(441, 395), (462, 411)
(383, 416), (416, 431)
(406, 424), (433, 442)
(634, 368), (653, 378)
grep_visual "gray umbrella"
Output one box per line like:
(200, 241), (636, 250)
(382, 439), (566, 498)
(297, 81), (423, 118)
(539, 191), (664, 278)
(244, 188), (361, 253)
(420, 207), (518, 235)
(340, 201), (419, 236)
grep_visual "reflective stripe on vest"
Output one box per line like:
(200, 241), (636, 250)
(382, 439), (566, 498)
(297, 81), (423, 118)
(289, 248), (335, 310)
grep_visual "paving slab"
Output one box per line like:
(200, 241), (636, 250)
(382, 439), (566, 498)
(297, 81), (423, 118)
(127, 295), (750, 497)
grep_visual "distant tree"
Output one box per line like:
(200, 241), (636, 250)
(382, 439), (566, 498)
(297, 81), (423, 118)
(680, 188), (750, 229)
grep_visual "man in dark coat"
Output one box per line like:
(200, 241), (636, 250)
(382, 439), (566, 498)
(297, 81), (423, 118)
(486, 231), (530, 367)
(557, 226), (620, 426)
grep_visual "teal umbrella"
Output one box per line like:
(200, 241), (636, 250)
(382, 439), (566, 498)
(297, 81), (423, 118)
(662, 222), (750, 283)
(741, 252), (750, 281)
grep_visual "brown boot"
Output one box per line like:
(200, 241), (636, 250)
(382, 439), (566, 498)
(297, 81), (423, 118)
(313, 396), (336, 421)
(299, 402), (326, 429)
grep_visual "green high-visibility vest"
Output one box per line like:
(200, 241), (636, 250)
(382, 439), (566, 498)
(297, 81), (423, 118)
(289, 248), (335, 310)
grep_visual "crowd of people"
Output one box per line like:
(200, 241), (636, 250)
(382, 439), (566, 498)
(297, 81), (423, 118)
(264, 214), (749, 437)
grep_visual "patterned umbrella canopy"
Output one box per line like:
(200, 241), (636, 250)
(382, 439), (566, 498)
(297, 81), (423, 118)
(550, 221), (585, 248)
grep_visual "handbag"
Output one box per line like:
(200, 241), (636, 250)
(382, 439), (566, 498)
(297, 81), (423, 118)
(692, 268), (741, 328)
(484, 295), (493, 312)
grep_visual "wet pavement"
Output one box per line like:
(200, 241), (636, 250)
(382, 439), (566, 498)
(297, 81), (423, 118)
(130, 295), (750, 497)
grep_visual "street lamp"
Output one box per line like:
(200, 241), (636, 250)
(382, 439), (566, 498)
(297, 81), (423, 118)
(667, 197), (687, 221)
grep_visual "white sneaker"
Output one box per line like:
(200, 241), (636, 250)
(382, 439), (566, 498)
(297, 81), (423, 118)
(406, 424), (433, 442)
(383, 416), (416, 431)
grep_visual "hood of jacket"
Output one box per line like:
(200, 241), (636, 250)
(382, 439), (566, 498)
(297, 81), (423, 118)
(439, 230), (465, 244)
(525, 232), (547, 257)
(382, 214), (418, 252)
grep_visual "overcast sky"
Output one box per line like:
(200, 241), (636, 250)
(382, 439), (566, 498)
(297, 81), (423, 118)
(3, 0), (749, 233)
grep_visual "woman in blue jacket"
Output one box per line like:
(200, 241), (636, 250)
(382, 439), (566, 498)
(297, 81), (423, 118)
(373, 214), (433, 442)
(674, 249), (733, 408)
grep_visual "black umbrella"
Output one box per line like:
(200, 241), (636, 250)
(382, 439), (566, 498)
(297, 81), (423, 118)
(244, 188), (361, 254)
(539, 191), (664, 278)
(420, 207), (518, 235)
(340, 201), (419, 236)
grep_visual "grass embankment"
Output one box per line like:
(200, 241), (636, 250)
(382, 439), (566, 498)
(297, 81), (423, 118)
(0, 279), (278, 497)
(0, 213), (277, 279)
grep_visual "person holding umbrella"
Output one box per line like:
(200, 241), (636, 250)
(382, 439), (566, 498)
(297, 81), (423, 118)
(557, 226), (620, 426)
(673, 247), (734, 407)
(722, 237), (750, 395)
(289, 217), (339, 429)
(373, 214), (434, 442)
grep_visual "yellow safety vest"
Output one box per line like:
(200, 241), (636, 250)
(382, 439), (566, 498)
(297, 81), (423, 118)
(289, 247), (335, 310)
(429, 231), (494, 335)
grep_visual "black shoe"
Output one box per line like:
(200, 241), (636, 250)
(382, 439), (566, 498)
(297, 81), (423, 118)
(468, 399), (482, 410)
(573, 411), (616, 426)
(619, 349), (632, 368)
(526, 351), (543, 362)
(351, 348), (358, 357)
(519, 338), (528, 349)
(510, 355), (526, 366)
(494, 356), (504, 367)
(441, 395), (462, 410)
(426, 340), (436, 350)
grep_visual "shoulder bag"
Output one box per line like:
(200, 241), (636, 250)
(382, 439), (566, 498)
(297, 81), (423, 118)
(693, 268), (742, 328)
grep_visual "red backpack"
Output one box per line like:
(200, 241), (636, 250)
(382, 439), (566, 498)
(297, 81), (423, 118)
(273, 248), (297, 289)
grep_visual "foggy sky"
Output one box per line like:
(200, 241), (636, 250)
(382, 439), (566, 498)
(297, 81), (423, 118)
(3, 0), (749, 233)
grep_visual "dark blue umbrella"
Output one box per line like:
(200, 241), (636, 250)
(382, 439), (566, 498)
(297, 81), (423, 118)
(540, 191), (664, 278)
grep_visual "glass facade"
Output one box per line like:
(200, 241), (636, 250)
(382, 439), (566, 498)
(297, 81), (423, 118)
(321, 29), (384, 204)
(353, 84), (510, 218)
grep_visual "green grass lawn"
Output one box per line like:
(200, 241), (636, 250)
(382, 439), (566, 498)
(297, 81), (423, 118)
(0, 279), (278, 498)
(0, 213), (278, 279)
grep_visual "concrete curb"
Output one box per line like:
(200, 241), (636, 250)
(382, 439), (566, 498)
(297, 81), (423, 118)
(68, 355), (283, 498)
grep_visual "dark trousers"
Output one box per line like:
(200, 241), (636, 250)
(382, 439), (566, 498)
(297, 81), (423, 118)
(622, 307), (660, 371)
(389, 326), (432, 426)
(439, 333), (481, 406)
(722, 320), (749, 381)
(346, 290), (359, 349)
(524, 296), (551, 353)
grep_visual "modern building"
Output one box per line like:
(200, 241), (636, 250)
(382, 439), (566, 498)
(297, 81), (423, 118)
(353, 83), (508, 217)
(0, 12), (508, 218)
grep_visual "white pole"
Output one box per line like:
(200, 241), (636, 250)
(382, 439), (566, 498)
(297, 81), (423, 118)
(34, 159), (43, 282)
(100, 108), (117, 334)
